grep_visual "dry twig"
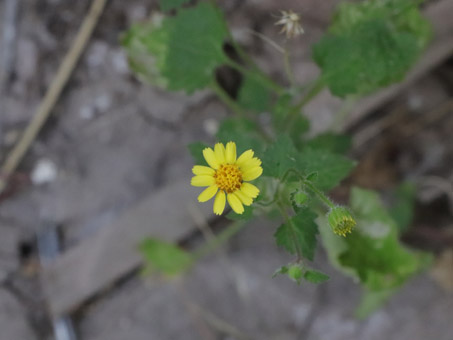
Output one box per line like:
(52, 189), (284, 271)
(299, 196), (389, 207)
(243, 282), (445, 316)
(0, 0), (108, 193)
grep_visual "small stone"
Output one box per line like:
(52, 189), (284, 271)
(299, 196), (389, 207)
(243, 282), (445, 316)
(30, 159), (58, 185)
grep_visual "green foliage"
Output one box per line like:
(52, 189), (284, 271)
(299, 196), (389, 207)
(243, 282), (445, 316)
(303, 269), (330, 283)
(237, 76), (271, 112)
(123, 2), (228, 93)
(290, 190), (309, 210)
(262, 136), (355, 190)
(274, 207), (318, 261)
(140, 238), (193, 277)
(159, 0), (190, 11)
(314, 0), (431, 97)
(319, 187), (431, 315)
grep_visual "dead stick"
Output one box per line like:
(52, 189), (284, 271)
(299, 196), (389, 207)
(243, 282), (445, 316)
(0, 0), (108, 193)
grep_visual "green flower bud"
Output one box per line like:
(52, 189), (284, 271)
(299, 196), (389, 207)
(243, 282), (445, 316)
(327, 206), (356, 237)
(287, 265), (303, 284)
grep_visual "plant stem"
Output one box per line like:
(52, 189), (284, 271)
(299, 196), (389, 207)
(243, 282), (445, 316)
(281, 168), (335, 209)
(225, 59), (285, 95)
(283, 46), (295, 88)
(193, 220), (247, 260)
(211, 80), (244, 116)
(284, 77), (325, 130)
(278, 203), (303, 261)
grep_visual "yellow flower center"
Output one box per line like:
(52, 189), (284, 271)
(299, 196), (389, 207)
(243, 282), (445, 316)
(214, 164), (242, 193)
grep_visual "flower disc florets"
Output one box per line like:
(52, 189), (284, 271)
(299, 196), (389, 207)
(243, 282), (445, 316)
(191, 142), (263, 215)
(327, 206), (356, 237)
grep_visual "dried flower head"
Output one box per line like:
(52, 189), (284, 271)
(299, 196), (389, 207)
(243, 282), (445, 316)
(191, 142), (262, 215)
(275, 10), (304, 39)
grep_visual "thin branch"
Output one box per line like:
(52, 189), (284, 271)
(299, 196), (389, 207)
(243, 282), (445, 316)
(0, 0), (109, 193)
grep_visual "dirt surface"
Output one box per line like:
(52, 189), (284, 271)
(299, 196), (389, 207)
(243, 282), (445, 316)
(0, 0), (452, 339)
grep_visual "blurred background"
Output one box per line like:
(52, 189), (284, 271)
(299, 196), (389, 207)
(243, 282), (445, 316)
(0, 0), (452, 339)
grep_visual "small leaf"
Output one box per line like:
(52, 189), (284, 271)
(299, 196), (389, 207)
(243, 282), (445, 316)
(122, 2), (228, 93)
(272, 265), (289, 278)
(261, 135), (299, 178)
(274, 207), (318, 261)
(303, 269), (330, 283)
(139, 238), (193, 277)
(188, 142), (208, 166)
(313, 0), (431, 97)
(159, 0), (190, 11)
(305, 172), (318, 181)
(297, 148), (356, 191)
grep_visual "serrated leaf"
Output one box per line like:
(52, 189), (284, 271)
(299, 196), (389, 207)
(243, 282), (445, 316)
(159, 0), (190, 11)
(313, 0), (431, 97)
(123, 2), (228, 93)
(274, 207), (318, 261)
(305, 133), (352, 154)
(303, 269), (330, 283)
(262, 137), (355, 190)
(237, 76), (271, 112)
(262, 135), (299, 178)
(188, 142), (209, 165)
(139, 238), (193, 277)
(319, 186), (432, 314)
(297, 148), (355, 191)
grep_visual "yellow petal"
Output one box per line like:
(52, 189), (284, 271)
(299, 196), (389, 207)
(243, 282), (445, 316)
(191, 175), (215, 187)
(242, 166), (263, 181)
(240, 183), (260, 198)
(213, 190), (226, 215)
(203, 148), (219, 169)
(198, 185), (218, 202)
(236, 150), (254, 167)
(234, 189), (253, 206)
(225, 141), (237, 164)
(214, 143), (226, 164)
(227, 193), (244, 214)
(192, 165), (215, 176)
(239, 157), (262, 172)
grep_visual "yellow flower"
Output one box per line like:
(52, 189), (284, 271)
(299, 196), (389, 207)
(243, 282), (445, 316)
(275, 10), (304, 39)
(191, 142), (262, 215)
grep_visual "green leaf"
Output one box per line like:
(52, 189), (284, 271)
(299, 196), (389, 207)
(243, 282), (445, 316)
(188, 142), (208, 166)
(226, 206), (254, 221)
(262, 136), (355, 190)
(313, 0), (431, 97)
(122, 2), (228, 93)
(297, 148), (355, 191)
(272, 265), (289, 278)
(216, 117), (265, 155)
(303, 269), (330, 283)
(355, 288), (396, 319)
(262, 135), (299, 178)
(274, 207), (318, 261)
(139, 238), (193, 277)
(319, 186), (432, 314)
(237, 76), (271, 112)
(305, 133), (352, 155)
(159, 0), (190, 11)
(388, 182), (416, 233)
